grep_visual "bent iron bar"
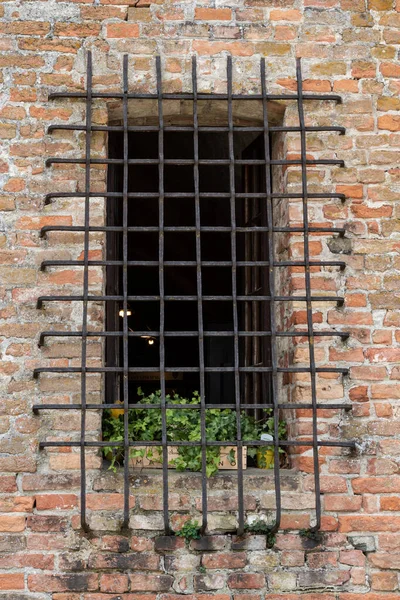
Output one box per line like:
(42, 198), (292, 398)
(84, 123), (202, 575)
(297, 58), (322, 531)
(36, 52), (351, 534)
(192, 56), (208, 534)
(122, 55), (130, 530)
(156, 56), (171, 535)
(79, 50), (92, 532)
(261, 57), (281, 534)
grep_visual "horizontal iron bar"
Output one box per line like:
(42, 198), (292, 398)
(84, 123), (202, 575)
(37, 294), (344, 309)
(44, 191), (346, 203)
(40, 259), (346, 270)
(48, 123), (346, 135)
(33, 402), (351, 412)
(39, 439), (355, 449)
(39, 225), (346, 238)
(33, 366), (349, 376)
(47, 157), (345, 167)
(48, 91), (343, 102)
(38, 330), (349, 345)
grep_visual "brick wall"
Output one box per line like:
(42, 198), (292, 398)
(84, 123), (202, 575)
(1, 0), (400, 597)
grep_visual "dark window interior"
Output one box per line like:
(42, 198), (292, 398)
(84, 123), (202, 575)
(106, 130), (272, 408)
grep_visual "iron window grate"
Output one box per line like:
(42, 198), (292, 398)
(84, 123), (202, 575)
(34, 52), (354, 535)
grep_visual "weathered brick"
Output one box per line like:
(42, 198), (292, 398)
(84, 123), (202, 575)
(28, 574), (98, 592)
(202, 553), (247, 569)
(129, 575), (173, 592)
(227, 574), (265, 589)
(0, 516), (26, 532)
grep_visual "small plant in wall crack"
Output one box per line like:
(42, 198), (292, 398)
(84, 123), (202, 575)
(244, 520), (276, 549)
(299, 528), (323, 543)
(175, 519), (201, 541)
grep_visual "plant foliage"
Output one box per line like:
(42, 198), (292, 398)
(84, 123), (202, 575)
(175, 519), (201, 541)
(244, 520), (277, 548)
(103, 388), (286, 477)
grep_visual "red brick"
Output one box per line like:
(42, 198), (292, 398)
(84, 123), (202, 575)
(195, 8), (232, 20)
(35, 494), (78, 510)
(106, 23), (139, 38)
(100, 574), (129, 593)
(0, 553), (54, 570)
(0, 476), (17, 492)
(0, 515), (26, 532)
(270, 8), (302, 19)
(352, 477), (400, 494)
(192, 40), (254, 57)
(28, 574), (98, 592)
(202, 553), (247, 569)
(130, 575), (173, 592)
(381, 497), (400, 511)
(369, 553), (400, 569)
(0, 496), (34, 512)
(54, 23), (101, 37)
(86, 493), (135, 510)
(339, 550), (366, 566)
(227, 574), (265, 589)
(339, 515), (400, 532)
(371, 571), (398, 591)
(324, 495), (362, 512)
(0, 573), (24, 590)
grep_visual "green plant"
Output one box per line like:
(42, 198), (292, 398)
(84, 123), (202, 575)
(102, 388), (286, 476)
(244, 520), (276, 548)
(299, 528), (323, 543)
(175, 519), (201, 541)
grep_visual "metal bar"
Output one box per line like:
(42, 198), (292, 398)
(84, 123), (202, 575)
(244, 165), (251, 412)
(79, 50), (92, 532)
(40, 224), (346, 237)
(46, 157), (345, 167)
(44, 191), (346, 203)
(297, 58), (321, 531)
(48, 91), (343, 102)
(34, 402), (352, 411)
(261, 57), (281, 534)
(40, 259), (346, 270)
(40, 439), (356, 449)
(227, 57), (244, 535)
(48, 123), (345, 135)
(156, 56), (170, 534)
(40, 259), (346, 268)
(34, 366), (349, 374)
(38, 329), (349, 345)
(37, 295), (345, 309)
(192, 56), (208, 534)
(121, 54), (130, 529)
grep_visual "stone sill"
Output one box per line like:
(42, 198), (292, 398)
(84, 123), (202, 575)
(94, 467), (300, 493)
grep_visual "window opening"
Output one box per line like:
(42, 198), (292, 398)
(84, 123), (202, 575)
(105, 129), (271, 410)
(35, 53), (354, 536)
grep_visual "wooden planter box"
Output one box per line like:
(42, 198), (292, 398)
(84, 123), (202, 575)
(130, 445), (247, 470)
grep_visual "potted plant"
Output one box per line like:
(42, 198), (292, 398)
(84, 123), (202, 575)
(103, 388), (286, 476)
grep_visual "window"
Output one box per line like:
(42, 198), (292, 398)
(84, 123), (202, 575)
(36, 53), (355, 535)
(105, 129), (273, 410)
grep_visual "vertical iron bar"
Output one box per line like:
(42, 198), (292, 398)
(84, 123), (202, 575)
(122, 55), (130, 529)
(227, 56), (244, 535)
(192, 56), (208, 533)
(261, 58), (282, 533)
(80, 50), (92, 532)
(157, 56), (170, 534)
(252, 167), (260, 413)
(244, 168), (251, 410)
(296, 58), (321, 530)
